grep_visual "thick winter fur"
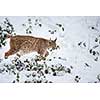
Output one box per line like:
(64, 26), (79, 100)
(5, 35), (57, 58)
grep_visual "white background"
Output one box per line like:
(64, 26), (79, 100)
(0, 0), (100, 100)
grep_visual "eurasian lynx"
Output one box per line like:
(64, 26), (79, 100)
(5, 35), (57, 58)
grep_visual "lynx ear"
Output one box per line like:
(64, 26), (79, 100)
(54, 38), (57, 42)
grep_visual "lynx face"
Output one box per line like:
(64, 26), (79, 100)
(48, 38), (57, 50)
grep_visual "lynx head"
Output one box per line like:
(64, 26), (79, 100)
(49, 38), (57, 50)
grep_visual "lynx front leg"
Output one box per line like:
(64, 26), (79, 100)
(44, 51), (49, 57)
(37, 50), (49, 61)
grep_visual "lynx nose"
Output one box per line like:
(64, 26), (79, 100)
(52, 46), (56, 50)
(53, 45), (60, 50)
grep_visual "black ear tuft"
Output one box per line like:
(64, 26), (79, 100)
(54, 38), (57, 42)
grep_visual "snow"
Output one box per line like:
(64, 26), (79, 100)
(0, 16), (100, 83)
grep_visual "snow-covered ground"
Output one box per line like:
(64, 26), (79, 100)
(0, 16), (100, 83)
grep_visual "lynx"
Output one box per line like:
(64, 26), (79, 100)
(5, 35), (57, 58)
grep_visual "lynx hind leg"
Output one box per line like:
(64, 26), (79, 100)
(5, 49), (16, 58)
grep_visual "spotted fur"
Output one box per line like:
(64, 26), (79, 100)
(5, 35), (57, 58)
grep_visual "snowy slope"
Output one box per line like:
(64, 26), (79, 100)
(0, 16), (100, 83)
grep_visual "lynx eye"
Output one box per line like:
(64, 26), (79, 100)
(49, 41), (52, 45)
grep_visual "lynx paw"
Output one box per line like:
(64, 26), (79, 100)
(4, 53), (8, 59)
(35, 55), (46, 61)
(5, 56), (8, 59)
